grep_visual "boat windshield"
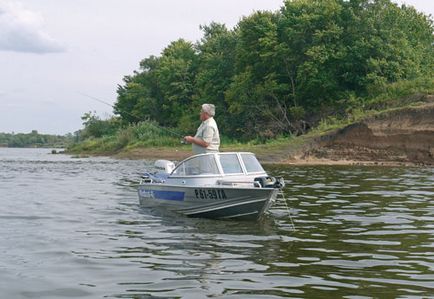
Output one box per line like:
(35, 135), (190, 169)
(172, 154), (220, 176)
(241, 153), (265, 173)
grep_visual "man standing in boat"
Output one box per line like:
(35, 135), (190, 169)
(184, 104), (220, 154)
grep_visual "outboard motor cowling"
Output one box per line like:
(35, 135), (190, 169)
(154, 160), (175, 174)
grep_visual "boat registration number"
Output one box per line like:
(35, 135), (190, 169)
(194, 189), (227, 200)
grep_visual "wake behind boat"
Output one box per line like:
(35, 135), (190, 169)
(138, 152), (284, 220)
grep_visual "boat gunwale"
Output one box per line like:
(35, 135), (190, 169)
(138, 182), (276, 191)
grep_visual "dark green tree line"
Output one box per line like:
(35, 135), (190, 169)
(114, 0), (433, 140)
(0, 130), (72, 148)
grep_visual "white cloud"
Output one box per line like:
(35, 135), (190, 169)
(0, 0), (64, 53)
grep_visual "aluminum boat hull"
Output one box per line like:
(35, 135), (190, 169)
(138, 184), (278, 220)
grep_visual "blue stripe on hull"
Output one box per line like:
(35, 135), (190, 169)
(139, 188), (185, 201)
(154, 190), (185, 201)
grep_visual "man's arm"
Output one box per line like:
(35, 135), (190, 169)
(184, 136), (209, 148)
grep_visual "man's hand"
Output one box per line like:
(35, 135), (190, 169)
(184, 136), (194, 143)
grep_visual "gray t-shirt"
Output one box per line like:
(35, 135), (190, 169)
(192, 117), (220, 154)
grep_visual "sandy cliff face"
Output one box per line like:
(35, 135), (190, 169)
(307, 99), (434, 165)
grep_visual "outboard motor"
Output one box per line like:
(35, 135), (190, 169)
(154, 160), (175, 174)
(254, 176), (285, 188)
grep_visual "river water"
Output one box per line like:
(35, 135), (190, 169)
(1, 148), (433, 298)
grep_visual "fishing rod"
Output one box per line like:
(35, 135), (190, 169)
(78, 92), (185, 138)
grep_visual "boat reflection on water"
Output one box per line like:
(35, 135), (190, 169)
(138, 152), (285, 220)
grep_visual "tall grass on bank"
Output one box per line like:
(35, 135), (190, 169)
(366, 77), (434, 109)
(68, 121), (182, 154)
(310, 77), (434, 135)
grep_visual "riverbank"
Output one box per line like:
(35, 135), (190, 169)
(68, 94), (434, 167)
(112, 147), (424, 167)
(129, 101), (434, 167)
(298, 98), (434, 167)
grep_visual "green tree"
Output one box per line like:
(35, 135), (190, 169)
(80, 111), (119, 139)
(115, 40), (199, 131)
(195, 22), (237, 135)
(226, 11), (294, 138)
(349, 0), (434, 94)
(278, 0), (346, 113)
(115, 55), (162, 124)
(156, 39), (198, 129)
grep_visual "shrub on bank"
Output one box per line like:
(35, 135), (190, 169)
(68, 120), (181, 154)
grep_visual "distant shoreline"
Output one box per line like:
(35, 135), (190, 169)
(0, 145), (65, 149)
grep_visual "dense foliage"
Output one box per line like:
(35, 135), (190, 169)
(0, 130), (73, 148)
(111, 0), (433, 141)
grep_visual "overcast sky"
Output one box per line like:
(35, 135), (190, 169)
(0, 0), (432, 135)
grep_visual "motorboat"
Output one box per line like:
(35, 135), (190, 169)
(138, 152), (284, 220)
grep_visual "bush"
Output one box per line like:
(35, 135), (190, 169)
(67, 120), (182, 154)
(80, 112), (120, 140)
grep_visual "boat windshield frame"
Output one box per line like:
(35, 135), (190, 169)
(170, 152), (266, 178)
